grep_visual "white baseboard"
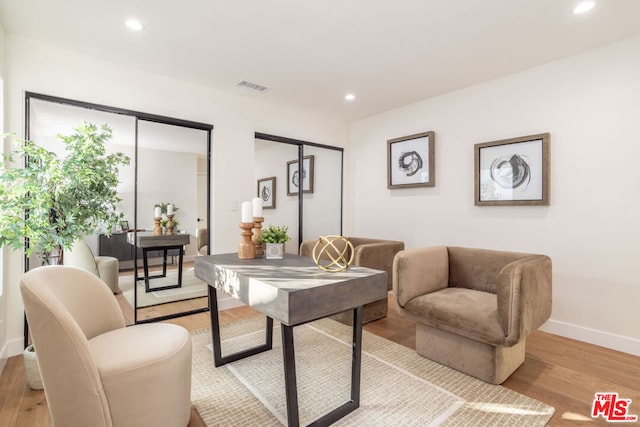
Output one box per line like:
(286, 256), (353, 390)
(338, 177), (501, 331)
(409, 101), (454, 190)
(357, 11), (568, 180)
(1, 337), (25, 359)
(540, 319), (640, 357)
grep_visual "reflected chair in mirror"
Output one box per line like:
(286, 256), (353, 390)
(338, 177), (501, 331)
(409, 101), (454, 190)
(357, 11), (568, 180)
(64, 239), (120, 294)
(300, 236), (405, 324)
(20, 266), (192, 427)
(393, 246), (552, 384)
(197, 227), (208, 255)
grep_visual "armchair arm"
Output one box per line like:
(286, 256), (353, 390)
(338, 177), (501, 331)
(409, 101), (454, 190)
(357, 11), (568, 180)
(353, 241), (405, 291)
(497, 255), (552, 345)
(393, 246), (449, 307)
(299, 239), (317, 258)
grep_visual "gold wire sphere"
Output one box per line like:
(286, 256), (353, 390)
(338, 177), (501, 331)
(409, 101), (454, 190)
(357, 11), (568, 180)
(312, 235), (354, 272)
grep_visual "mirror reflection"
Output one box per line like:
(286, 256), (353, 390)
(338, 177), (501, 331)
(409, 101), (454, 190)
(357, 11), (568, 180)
(27, 95), (211, 325)
(132, 120), (209, 322)
(254, 135), (343, 252)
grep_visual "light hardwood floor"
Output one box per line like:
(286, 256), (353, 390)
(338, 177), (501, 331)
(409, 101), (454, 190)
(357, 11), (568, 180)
(1, 294), (638, 426)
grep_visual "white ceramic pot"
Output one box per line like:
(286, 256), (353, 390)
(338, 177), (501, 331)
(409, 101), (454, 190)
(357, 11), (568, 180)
(265, 243), (284, 259)
(23, 344), (44, 390)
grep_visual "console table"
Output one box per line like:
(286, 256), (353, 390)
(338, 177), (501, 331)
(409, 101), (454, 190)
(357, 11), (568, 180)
(127, 232), (190, 292)
(194, 253), (387, 427)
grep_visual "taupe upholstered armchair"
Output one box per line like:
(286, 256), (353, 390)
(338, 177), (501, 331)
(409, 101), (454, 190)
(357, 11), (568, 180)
(64, 239), (120, 293)
(21, 266), (192, 427)
(197, 227), (208, 255)
(300, 236), (404, 324)
(393, 246), (552, 384)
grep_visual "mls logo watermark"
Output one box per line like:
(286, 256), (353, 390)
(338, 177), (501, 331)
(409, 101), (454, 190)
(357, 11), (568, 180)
(592, 392), (638, 422)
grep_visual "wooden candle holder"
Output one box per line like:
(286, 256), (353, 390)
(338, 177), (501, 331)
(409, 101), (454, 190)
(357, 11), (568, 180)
(238, 222), (256, 259)
(252, 216), (265, 257)
(153, 217), (162, 235)
(166, 214), (175, 235)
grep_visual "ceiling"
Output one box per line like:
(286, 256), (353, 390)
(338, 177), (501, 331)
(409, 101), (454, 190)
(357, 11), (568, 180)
(2, 0), (640, 122)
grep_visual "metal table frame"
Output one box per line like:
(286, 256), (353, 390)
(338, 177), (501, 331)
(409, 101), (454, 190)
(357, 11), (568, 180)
(208, 286), (364, 427)
(138, 245), (185, 292)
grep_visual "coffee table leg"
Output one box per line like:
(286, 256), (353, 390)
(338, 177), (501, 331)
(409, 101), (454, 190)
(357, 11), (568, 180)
(208, 286), (273, 367)
(281, 306), (364, 427)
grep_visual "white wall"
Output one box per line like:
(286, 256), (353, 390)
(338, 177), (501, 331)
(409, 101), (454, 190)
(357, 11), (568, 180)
(346, 35), (640, 356)
(0, 34), (348, 357)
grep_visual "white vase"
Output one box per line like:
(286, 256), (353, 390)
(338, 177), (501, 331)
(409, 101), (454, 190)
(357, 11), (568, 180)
(265, 243), (284, 259)
(23, 344), (44, 390)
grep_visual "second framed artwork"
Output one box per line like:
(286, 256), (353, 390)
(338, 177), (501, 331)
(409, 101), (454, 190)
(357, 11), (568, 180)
(474, 133), (550, 206)
(257, 177), (276, 209)
(287, 155), (314, 196)
(387, 131), (435, 189)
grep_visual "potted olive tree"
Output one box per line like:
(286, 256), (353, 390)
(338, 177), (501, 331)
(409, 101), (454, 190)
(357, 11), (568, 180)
(1, 122), (129, 390)
(259, 225), (291, 259)
(0, 122), (130, 265)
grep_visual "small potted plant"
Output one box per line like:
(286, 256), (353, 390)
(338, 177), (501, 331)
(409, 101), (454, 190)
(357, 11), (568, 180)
(259, 225), (291, 259)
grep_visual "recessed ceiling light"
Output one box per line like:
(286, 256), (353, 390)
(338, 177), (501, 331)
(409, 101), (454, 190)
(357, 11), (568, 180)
(345, 93), (356, 101)
(125, 19), (144, 31)
(573, 1), (595, 14)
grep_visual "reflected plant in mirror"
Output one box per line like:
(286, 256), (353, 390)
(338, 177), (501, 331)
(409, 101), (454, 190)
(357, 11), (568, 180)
(154, 202), (180, 230)
(0, 122), (130, 264)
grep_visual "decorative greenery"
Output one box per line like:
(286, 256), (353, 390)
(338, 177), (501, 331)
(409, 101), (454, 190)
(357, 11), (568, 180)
(0, 122), (130, 264)
(154, 202), (179, 214)
(259, 225), (291, 244)
(155, 202), (179, 228)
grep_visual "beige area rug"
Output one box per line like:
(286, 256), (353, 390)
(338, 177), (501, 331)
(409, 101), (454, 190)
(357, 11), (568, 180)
(120, 267), (208, 308)
(191, 317), (554, 426)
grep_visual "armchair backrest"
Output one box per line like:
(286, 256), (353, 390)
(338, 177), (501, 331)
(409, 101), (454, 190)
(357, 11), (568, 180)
(64, 239), (100, 276)
(300, 236), (404, 290)
(20, 266), (126, 426)
(349, 237), (405, 291)
(197, 227), (208, 251)
(447, 246), (538, 293)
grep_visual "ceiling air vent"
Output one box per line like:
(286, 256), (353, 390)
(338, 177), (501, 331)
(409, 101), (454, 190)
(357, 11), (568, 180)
(237, 81), (269, 92)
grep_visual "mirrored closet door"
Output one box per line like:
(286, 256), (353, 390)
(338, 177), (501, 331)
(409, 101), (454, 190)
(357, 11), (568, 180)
(254, 133), (343, 251)
(26, 93), (212, 325)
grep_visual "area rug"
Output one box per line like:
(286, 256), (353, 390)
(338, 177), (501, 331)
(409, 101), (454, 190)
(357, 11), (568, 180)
(120, 267), (208, 308)
(191, 317), (554, 426)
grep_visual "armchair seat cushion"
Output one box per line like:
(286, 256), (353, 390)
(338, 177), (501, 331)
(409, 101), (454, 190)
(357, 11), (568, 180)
(89, 323), (192, 427)
(404, 288), (504, 346)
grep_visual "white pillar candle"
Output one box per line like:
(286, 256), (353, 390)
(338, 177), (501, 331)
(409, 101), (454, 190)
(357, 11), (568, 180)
(167, 204), (174, 215)
(252, 197), (263, 217)
(241, 201), (253, 223)
(154, 206), (161, 218)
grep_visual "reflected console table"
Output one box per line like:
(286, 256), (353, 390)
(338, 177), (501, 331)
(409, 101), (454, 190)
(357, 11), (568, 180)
(127, 232), (190, 292)
(194, 253), (387, 427)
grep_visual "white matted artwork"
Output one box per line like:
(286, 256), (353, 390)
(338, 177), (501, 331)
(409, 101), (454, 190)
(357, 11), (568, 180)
(287, 155), (314, 195)
(387, 131), (435, 189)
(475, 133), (550, 206)
(257, 176), (276, 209)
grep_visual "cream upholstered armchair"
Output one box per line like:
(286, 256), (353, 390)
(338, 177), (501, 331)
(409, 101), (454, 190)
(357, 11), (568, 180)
(300, 236), (405, 324)
(393, 246), (552, 384)
(20, 266), (192, 427)
(64, 239), (120, 293)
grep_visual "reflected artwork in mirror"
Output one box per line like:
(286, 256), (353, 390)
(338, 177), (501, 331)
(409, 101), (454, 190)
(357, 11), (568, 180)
(254, 133), (343, 253)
